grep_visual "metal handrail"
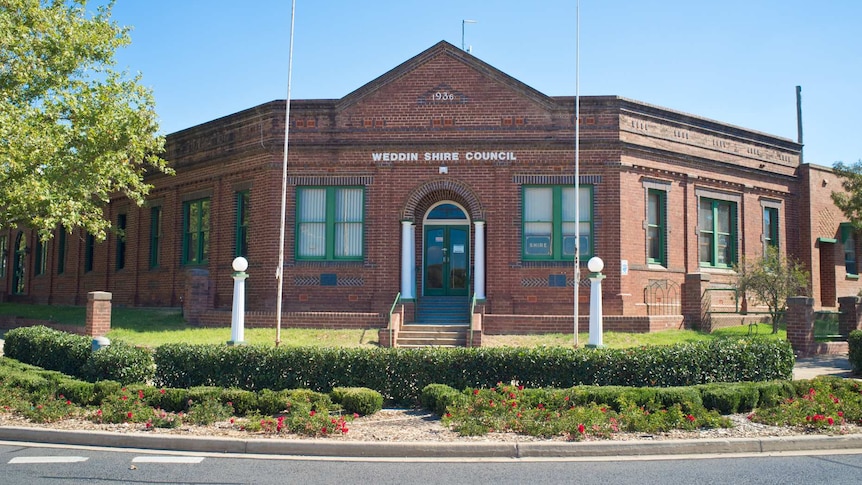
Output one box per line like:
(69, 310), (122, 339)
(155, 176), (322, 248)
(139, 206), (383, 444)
(388, 292), (401, 348)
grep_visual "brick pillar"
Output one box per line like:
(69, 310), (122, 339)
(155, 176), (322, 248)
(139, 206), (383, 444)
(786, 296), (815, 356)
(85, 291), (112, 337)
(682, 273), (710, 331)
(838, 296), (862, 337)
(184, 269), (211, 325)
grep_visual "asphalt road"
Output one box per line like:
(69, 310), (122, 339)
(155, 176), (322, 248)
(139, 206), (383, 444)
(2, 442), (862, 485)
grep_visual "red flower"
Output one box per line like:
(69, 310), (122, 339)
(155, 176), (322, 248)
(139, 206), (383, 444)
(145, 421), (152, 429)
(445, 413), (452, 418)
(230, 418), (235, 424)
(838, 411), (844, 417)
(310, 410), (316, 416)
(322, 427), (328, 434)
(121, 395), (128, 401)
(577, 423), (585, 434)
(353, 413), (359, 419)
(138, 390), (145, 399)
(66, 400), (72, 405)
(517, 385), (524, 391)
(564, 396), (570, 402)
(828, 417), (835, 425)
(127, 412), (133, 419)
(489, 400), (495, 407)
(96, 409), (102, 416)
(159, 389), (166, 394)
(686, 414), (696, 422)
(341, 427), (349, 434)
(473, 389), (480, 395)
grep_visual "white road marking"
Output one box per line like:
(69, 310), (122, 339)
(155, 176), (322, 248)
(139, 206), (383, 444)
(131, 456), (205, 464)
(9, 456), (89, 464)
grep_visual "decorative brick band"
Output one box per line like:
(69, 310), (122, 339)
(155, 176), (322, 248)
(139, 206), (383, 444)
(288, 176), (373, 186)
(513, 175), (602, 185)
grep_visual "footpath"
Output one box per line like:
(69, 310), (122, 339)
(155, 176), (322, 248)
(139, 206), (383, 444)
(0, 340), (859, 458)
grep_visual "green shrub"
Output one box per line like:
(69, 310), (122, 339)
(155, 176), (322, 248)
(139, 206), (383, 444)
(849, 330), (862, 373)
(698, 383), (760, 414)
(220, 388), (258, 416)
(81, 342), (155, 384)
(285, 389), (332, 412)
(331, 387), (384, 416)
(256, 389), (292, 415)
(93, 380), (122, 403)
(56, 379), (96, 405)
(3, 326), (90, 377)
(420, 384), (463, 415)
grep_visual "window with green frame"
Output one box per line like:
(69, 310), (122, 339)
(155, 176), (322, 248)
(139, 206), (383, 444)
(235, 191), (249, 258)
(698, 197), (736, 268)
(0, 234), (7, 278)
(763, 206), (779, 252)
(647, 189), (667, 266)
(522, 185), (592, 261)
(841, 223), (857, 276)
(34, 237), (47, 276)
(57, 229), (66, 275)
(182, 198), (210, 265)
(84, 233), (95, 272)
(149, 206), (162, 268)
(116, 213), (127, 270)
(296, 186), (364, 260)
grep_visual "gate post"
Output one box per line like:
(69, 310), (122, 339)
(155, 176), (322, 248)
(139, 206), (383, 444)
(838, 296), (862, 337)
(786, 296), (815, 356)
(85, 291), (112, 338)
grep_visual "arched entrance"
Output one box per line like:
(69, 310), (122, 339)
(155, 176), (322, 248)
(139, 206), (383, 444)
(423, 202), (470, 296)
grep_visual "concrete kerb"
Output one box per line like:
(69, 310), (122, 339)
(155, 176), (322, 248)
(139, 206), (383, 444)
(1, 426), (862, 458)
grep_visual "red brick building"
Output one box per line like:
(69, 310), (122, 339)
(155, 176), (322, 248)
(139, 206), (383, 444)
(1, 41), (859, 336)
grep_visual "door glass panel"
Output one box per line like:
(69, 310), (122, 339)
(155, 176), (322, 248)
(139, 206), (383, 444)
(426, 228), (444, 290)
(449, 228), (467, 290)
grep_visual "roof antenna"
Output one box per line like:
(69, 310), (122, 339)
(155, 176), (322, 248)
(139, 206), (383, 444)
(462, 19), (477, 52)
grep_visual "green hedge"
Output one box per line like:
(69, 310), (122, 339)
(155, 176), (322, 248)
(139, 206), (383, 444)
(849, 330), (862, 374)
(3, 326), (90, 377)
(420, 380), (799, 417)
(153, 339), (795, 404)
(3, 326), (154, 384)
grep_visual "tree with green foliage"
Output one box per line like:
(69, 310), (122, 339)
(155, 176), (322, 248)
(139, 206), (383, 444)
(0, 0), (171, 240)
(832, 160), (862, 230)
(735, 247), (810, 334)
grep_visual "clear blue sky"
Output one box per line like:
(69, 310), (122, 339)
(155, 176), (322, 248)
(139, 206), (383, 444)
(103, 0), (860, 166)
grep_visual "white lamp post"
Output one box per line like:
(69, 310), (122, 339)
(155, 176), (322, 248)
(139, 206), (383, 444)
(587, 256), (605, 348)
(229, 257), (249, 346)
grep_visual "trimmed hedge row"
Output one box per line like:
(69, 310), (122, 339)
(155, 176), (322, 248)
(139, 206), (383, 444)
(420, 380), (799, 417)
(3, 326), (795, 404)
(3, 326), (154, 384)
(153, 338), (794, 403)
(850, 330), (862, 374)
(0, 357), (383, 417)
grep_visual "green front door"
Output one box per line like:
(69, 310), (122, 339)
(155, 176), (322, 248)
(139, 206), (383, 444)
(424, 225), (469, 296)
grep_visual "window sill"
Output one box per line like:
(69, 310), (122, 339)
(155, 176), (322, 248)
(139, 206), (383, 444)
(847, 274), (860, 281)
(700, 266), (737, 275)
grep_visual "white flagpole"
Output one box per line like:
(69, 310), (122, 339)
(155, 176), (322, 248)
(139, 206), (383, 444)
(573, 0), (581, 348)
(276, 0), (297, 346)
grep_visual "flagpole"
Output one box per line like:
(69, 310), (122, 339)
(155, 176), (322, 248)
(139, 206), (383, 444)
(276, 0), (297, 346)
(573, 0), (581, 348)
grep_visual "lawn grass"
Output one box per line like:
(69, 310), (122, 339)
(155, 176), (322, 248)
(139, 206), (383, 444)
(0, 303), (786, 348)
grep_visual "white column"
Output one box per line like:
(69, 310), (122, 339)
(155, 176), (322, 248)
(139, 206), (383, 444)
(587, 257), (605, 348)
(410, 224), (417, 298)
(401, 221), (414, 299)
(229, 257), (249, 346)
(473, 221), (486, 300)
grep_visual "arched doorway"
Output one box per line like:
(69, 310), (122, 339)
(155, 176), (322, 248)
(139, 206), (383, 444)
(423, 202), (470, 296)
(12, 232), (26, 295)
